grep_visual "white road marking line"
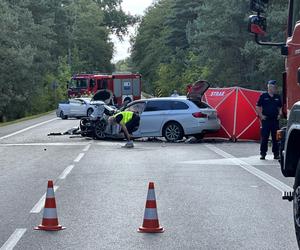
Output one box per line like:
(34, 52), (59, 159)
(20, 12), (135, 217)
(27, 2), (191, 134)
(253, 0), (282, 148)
(0, 228), (26, 250)
(205, 144), (293, 192)
(74, 153), (85, 162)
(59, 165), (75, 180)
(181, 155), (278, 166)
(83, 144), (91, 152)
(0, 118), (58, 140)
(0, 143), (90, 147)
(30, 186), (59, 213)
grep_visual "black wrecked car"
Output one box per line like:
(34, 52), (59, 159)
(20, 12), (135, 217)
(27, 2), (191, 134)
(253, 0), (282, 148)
(79, 90), (121, 139)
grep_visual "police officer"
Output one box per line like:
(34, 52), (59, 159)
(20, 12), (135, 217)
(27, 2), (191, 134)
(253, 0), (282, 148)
(108, 110), (140, 148)
(256, 80), (282, 160)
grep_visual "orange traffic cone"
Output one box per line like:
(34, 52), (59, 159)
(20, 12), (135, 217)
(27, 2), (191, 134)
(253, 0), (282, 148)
(34, 180), (65, 231)
(138, 182), (164, 233)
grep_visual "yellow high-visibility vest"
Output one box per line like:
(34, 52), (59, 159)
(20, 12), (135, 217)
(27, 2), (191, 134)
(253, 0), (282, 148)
(114, 111), (134, 125)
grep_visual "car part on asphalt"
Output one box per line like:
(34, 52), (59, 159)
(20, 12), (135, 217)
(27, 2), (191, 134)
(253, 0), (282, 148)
(193, 133), (204, 140)
(48, 127), (81, 136)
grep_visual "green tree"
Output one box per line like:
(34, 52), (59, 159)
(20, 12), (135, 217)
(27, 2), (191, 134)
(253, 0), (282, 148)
(0, 0), (138, 122)
(131, 0), (172, 94)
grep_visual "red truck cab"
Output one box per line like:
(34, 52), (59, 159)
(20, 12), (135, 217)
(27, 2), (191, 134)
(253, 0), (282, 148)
(248, 0), (300, 247)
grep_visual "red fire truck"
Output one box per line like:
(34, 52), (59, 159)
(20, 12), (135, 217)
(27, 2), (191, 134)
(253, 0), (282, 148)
(67, 73), (142, 106)
(248, 0), (300, 246)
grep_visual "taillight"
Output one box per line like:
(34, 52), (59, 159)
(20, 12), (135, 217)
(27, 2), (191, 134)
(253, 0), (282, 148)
(192, 112), (208, 118)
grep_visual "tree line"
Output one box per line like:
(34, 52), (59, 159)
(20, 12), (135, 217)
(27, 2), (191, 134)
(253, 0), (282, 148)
(0, 0), (136, 122)
(130, 0), (288, 97)
(0, 0), (288, 122)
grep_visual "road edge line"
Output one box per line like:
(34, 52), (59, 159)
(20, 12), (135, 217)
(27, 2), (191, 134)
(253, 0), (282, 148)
(0, 228), (27, 250)
(30, 186), (59, 213)
(205, 144), (293, 193)
(0, 118), (58, 140)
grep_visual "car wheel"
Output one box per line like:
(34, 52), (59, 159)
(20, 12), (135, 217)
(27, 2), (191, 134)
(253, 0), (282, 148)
(163, 122), (184, 142)
(80, 118), (93, 137)
(60, 111), (68, 120)
(94, 119), (107, 139)
(193, 133), (204, 140)
(87, 108), (93, 117)
(294, 159), (300, 248)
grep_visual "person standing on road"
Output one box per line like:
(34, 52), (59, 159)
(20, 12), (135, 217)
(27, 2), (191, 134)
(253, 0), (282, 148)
(256, 80), (282, 160)
(108, 111), (140, 148)
(171, 90), (179, 97)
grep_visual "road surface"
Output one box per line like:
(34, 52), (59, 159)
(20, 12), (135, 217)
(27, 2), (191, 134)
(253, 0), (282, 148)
(0, 113), (297, 249)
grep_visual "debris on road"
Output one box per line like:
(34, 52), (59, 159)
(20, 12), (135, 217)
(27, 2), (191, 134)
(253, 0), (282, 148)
(47, 127), (81, 136)
(184, 137), (200, 144)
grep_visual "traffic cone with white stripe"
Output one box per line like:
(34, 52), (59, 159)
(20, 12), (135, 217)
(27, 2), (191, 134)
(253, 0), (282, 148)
(34, 180), (65, 231)
(138, 182), (164, 233)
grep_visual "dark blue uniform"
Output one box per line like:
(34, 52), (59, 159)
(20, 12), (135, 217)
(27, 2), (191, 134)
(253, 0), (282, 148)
(257, 92), (282, 157)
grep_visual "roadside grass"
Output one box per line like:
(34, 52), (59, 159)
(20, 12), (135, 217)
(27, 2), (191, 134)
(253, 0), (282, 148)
(0, 110), (55, 127)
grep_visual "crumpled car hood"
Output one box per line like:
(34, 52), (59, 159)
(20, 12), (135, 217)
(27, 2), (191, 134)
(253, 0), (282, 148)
(91, 89), (113, 104)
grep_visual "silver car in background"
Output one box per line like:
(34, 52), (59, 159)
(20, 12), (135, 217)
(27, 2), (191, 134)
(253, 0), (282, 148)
(56, 98), (94, 119)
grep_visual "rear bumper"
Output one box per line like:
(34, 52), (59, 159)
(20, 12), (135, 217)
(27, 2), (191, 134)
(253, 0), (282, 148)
(184, 119), (221, 135)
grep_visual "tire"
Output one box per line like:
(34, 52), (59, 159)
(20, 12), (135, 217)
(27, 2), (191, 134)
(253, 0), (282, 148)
(60, 111), (68, 120)
(80, 118), (93, 137)
(163, 121), (184, 142)
(87, 108), (93, 117)
(293, 158), (300, 248)
(94, 119), (107, 139)
(193, 133), (204, 140)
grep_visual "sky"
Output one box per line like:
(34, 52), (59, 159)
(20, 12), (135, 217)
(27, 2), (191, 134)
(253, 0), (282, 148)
(111, 0), (154, 63)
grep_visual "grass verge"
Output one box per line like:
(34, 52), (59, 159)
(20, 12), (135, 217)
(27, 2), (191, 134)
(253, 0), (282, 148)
(0, 110), (55, 127)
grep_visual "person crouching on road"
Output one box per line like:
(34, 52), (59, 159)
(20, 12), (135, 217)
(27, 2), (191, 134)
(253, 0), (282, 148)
(256, 80), (282, 160)
(108, 111), (140, 148)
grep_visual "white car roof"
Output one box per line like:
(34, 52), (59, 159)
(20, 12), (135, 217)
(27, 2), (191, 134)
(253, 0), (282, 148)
(77, 98), (91, 102)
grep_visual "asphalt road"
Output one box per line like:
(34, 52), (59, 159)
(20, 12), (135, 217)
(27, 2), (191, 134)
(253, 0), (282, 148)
(0, 113), (298, 249)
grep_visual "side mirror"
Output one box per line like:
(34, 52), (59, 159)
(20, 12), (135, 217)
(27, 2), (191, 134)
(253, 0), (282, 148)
(248, 15), (267, 36)
(297, 68), (300, 85)
(250, 0), (268, 13)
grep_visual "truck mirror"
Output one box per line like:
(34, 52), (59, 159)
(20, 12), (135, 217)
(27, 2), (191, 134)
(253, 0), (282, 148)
(297, 68), (300, 85)
(248, 15), (267, 36)
(250, 0), (268, 13)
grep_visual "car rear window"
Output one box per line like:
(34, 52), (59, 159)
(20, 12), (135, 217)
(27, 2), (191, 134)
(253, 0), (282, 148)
(171, 101), (189, 110)
(144, 100), (172, 111)
(191, 100), (210, 109)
